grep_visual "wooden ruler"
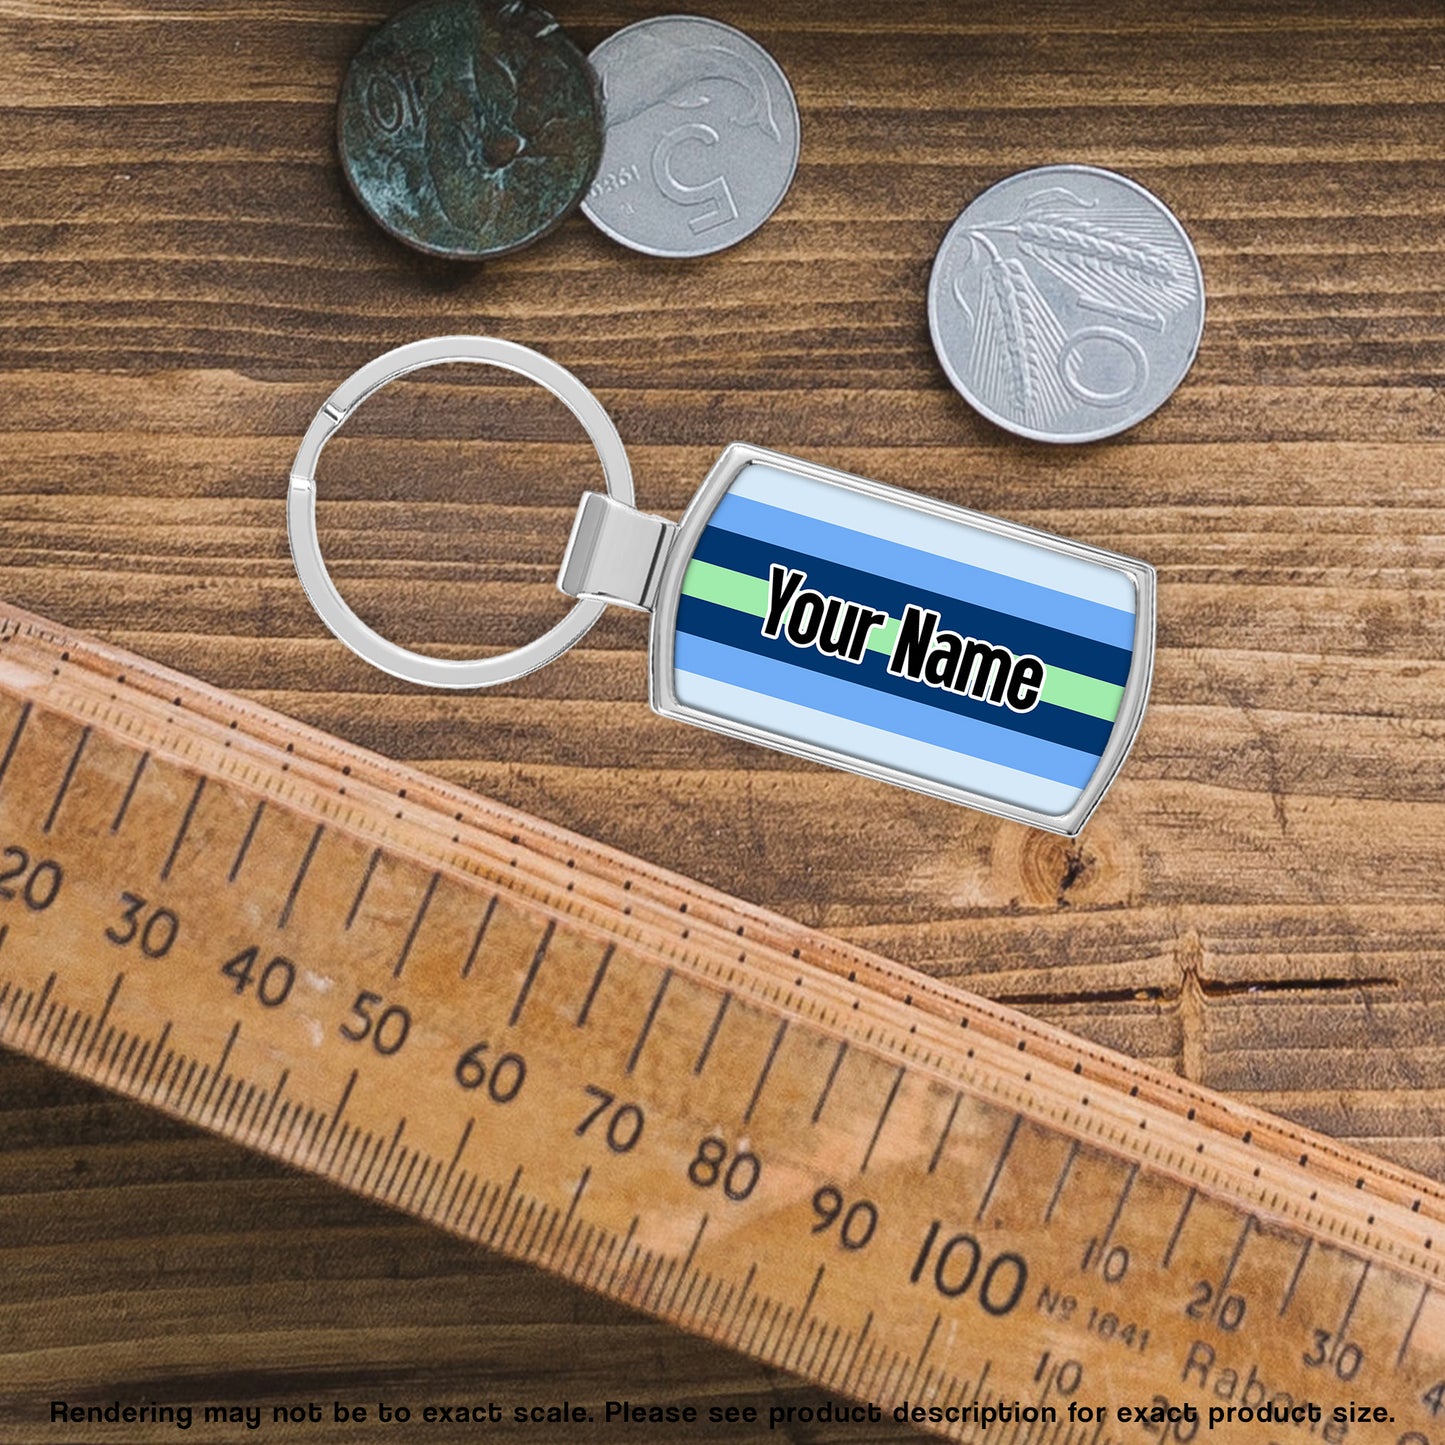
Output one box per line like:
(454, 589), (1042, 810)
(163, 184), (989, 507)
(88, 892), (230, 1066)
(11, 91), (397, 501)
(0, 600), (1439, 1443)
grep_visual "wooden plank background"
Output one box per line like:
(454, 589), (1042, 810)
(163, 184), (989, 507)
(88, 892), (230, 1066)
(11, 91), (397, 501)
(1, 0), (1442, 1439)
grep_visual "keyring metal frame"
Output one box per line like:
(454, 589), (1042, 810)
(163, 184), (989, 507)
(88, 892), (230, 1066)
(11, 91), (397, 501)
(288, 335), (633, 689)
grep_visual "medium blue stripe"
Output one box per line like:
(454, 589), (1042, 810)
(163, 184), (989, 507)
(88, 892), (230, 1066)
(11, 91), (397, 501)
(674, 634), (1099, 791)
(674, 669), (1080, 815)
(691, 525), (1134, 688)
(711, 491), (1136, 649)
(677, 595), (1114, 758)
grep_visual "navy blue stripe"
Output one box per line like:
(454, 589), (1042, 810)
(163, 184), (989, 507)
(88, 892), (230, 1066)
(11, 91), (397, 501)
(692, 525), (1133, 687)
(676, 595), (1115, 759)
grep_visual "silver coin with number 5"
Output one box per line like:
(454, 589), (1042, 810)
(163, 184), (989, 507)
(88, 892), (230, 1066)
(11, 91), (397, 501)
(581, 16), (800, 258)
(929, 166), (1205, 443)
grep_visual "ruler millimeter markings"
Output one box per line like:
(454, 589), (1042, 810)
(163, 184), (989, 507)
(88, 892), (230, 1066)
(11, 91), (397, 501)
(0, 604), (1440, 1443)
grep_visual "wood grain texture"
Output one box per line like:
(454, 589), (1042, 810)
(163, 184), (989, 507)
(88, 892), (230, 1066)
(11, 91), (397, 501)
(0, 0), (1442, 1440)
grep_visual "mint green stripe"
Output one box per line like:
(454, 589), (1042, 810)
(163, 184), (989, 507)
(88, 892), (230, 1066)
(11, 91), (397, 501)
(1038, 667), (1122, 721)
(681, 560), (1123, 723)
(682, 559), (770, 614)
(868, 617), (900, 653)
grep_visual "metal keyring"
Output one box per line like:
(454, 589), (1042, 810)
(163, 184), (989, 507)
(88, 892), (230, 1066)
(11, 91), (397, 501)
(288, 336), (633, 689)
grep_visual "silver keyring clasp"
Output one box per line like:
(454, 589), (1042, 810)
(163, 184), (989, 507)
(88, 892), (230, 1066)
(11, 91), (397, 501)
(288, 336), (634, 689)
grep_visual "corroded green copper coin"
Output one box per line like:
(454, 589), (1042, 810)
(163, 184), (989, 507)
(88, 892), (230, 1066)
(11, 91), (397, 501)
(337, 0), (604, 259)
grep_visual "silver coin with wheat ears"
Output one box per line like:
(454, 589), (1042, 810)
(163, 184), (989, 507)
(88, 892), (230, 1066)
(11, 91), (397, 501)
(928, 166), (1204, 442)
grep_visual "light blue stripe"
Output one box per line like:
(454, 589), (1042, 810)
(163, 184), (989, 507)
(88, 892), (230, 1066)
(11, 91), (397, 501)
(674, 634), (1097, 793)
(727, 462), (1138, 621)
(676, 671), (1079, 816)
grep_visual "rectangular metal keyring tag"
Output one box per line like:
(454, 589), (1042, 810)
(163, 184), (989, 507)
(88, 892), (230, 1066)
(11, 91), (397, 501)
(648, 445), (1155, 836)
